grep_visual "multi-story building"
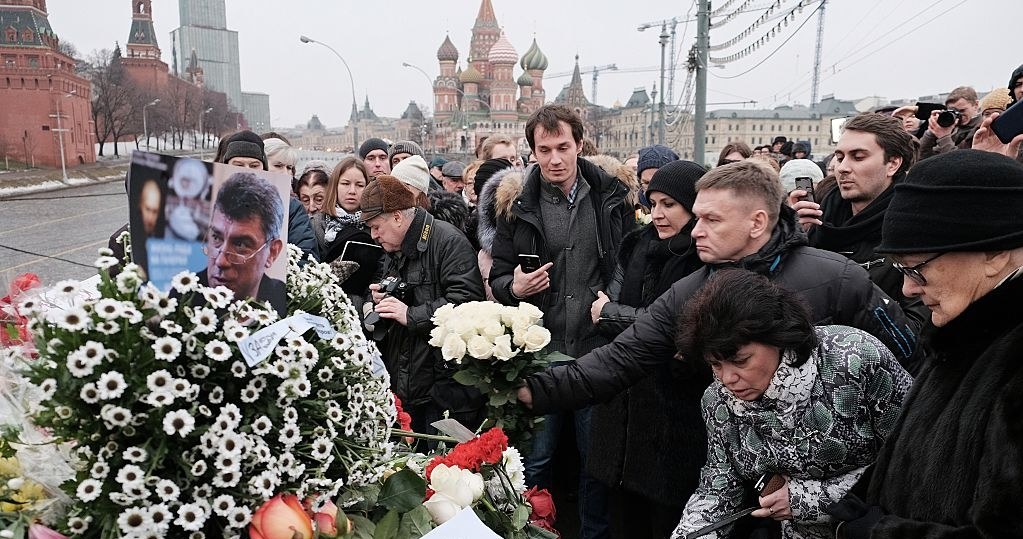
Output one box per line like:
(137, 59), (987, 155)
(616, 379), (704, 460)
(240, 91), (270, 132)
(0, 0), (95, 168)
(170, 0), (240, 110)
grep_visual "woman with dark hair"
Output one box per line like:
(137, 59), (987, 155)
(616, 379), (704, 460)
(585, 159), (708, 538)
(717, 141), (753, 166)
(312, 157), (379, 296)
(671, 269), (912, 539)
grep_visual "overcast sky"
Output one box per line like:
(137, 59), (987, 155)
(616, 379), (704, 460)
(49, 0), (1020, 129)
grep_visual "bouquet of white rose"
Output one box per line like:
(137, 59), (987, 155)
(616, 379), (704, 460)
(4, 244), (397, 539)
(428, 302), (566, 452)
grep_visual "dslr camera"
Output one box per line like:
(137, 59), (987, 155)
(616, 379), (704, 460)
(936, 108), (962, 128)
(364, 276), (409, 327)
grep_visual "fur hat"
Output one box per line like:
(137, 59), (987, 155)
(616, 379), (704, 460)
(980, 88), (1013, 114)
(387, 140), (424, 163)
(358, 138), (389, 159)
(879, 150), (1023, 254)
(772, 136), (788, 145)
(646, 160), (705, 213)
(359, 175), (416, 222)
(637, 144), (680, 177)
(221, 130), (267, 169)
(428, 190), (470, 232)
(779, 159), (824, 193)
(390, 155), (431, 193)
(442, 161), (466, 178)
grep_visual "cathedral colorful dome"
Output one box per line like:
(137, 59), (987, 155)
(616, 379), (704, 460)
(459, 64), (484, 84)
(520, 37), (548, 71)
(517, 71), (534, 86)
(437, 35), (459, 62)
(487, 32), (518, 65)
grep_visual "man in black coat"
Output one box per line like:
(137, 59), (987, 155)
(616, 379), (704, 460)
(792, 112), (930, 332)
(360, 175), (486, 436)
(489, 104), (633, 539)
(518, 160), (921, 415)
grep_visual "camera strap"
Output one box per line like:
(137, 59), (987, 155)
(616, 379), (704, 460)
(416, 212), (435, 254)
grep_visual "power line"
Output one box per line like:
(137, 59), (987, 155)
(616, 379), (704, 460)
(710, 1), (823, 80)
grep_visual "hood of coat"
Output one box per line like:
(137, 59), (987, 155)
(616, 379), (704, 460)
(476, 167), (526, 254)
(1009, 63), (1023, 105)
(584, 154), (640, 207)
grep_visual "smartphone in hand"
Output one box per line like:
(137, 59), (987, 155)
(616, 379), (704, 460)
(992, 100), (1023, 144)
(518, 254), (541, 273)
(793, 176), (815, 203)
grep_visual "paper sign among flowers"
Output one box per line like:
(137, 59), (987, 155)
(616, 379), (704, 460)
(429, 301), (570, 452)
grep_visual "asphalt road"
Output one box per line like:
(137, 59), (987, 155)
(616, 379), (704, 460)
(0, 181), (128, 288)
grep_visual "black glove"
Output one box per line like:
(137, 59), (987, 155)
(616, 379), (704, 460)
(828, 494), (883, 539)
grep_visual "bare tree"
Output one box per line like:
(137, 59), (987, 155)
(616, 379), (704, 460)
(82, 46), (144, 158)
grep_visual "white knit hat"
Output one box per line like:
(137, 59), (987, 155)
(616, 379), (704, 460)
(779, 158), (824, 193)
(390, 155), (431, 193)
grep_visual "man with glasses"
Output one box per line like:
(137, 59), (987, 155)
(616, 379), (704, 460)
(791, 112), (930, 333)
(199, 172), (286, 315)
(919, 86), (983, 158)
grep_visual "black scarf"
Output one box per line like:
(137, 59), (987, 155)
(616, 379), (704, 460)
(620, 220), (699, 307)
(809, 176), (899, 254)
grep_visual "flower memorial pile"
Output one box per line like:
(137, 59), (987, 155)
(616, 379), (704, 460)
(336, 428), (558, 539)
(4, 245), (397, 538)
(428, 302), (567, 451)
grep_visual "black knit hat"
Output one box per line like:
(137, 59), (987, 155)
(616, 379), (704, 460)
(358, 138), (389, 159)
(878, 150), (1023, 254)
(221, 130), (267, 169)
(646, 159), (705, 213)
(474, 158), (513, 196)
(637, 144), (679, 176)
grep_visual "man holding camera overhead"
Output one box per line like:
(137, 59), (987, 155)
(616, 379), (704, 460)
(919, 86), (983, 158)
(359, 174), (486, 435)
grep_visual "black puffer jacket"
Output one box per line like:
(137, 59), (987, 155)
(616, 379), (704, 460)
(588, 222), (709, 505)
(526, 206), (921, 414)
(374, 209), (486, 413)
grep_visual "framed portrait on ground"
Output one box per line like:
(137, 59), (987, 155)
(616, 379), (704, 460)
(128, 151), (291, 315)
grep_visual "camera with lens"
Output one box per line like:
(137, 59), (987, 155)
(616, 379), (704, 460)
(936, 108), (962, 128)
(364, 276), (409, 327)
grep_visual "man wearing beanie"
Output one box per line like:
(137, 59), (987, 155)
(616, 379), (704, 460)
(636, 144), (680, 188)
(587, 159), (707, 538)
(831, 150), (1023, 538)
(358, 137), (391, 179)
(792, 112), (929, 332)
(220, 130), (320, 263)
(387, 140), (425, 168)
(390, 155), (434, 208)
(360, 175), (485, 438)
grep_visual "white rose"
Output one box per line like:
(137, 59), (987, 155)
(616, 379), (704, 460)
(423, 492), (463, 524)
(512, 329), (527, 348)
(448, 318), (477, 341)
(517, 302), (544, 325)
(522, 325), (552, 353)
(433, 303), (456, 326)
(492, 334), (517, 361)
(466, 334), (495, 360)
(511, 314), (532, 335)
(481, 322), (506, 339)
(428, 326), (447, 348)
(440, 333), (468, 362)
(429, 464), (484, 507)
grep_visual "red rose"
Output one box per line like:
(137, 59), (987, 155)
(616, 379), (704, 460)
(525, 486), (557, 527)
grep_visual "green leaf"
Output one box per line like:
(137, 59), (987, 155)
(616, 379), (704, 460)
(452, 369), (481, 386)
(538, 351), (574, 363)
(489, 391), (511, 407)
(395, 505), (434, 539)
(378, 469), (427, 513)
(348, 514), (377, 539)
(525, 524), (559, 539)
(374, 509), (400, 539)
(511, 503), (530, 530)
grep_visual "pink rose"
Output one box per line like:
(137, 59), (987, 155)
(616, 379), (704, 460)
(250, 494), (314, 539)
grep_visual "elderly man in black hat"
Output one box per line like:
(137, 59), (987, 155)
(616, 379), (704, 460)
(440, 161), (466, 194)
(832, 149), (1023, 538)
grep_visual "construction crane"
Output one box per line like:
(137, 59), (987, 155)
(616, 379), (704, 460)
(544, 64), (618, 104)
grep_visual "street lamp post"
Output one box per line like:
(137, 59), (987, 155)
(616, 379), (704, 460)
(50, 89), (76, 182)
(300, 35), (359, 152)
(199, 107), (213, 159)
(143, 98), (160, 152)
(402, 62), (435, 155)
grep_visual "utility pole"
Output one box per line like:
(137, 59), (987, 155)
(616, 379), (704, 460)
(811, 0), (827, 106)
(694, 0), (710, 165)
(50, 90), (75, 182)
(658, 24), (668, 144)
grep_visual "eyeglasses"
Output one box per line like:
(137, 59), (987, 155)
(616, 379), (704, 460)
(891, 252), (944, 286)
(202, 233), (269, 265)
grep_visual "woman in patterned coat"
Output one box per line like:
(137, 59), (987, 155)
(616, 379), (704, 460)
(670, 269), (912, 539)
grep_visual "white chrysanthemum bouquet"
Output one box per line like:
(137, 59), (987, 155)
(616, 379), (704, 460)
(428, 302), (564, 452)
(6, 245), (397, 539)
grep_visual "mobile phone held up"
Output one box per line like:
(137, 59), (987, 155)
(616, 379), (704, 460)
(518, 254), (541, 273)
(992, 99), (1023, 144)
(794, 176), (815, 203)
